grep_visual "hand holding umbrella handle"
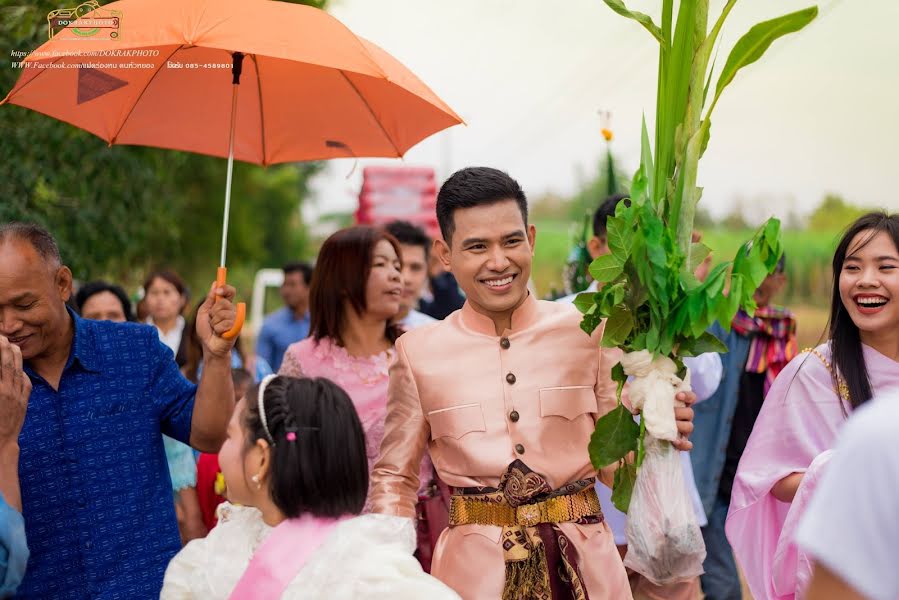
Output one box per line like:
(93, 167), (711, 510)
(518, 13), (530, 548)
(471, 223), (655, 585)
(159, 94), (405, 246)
(216, 266), (245, 340)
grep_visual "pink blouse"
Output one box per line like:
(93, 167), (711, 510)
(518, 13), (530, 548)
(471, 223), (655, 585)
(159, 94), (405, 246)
(279, 337), (431, 507)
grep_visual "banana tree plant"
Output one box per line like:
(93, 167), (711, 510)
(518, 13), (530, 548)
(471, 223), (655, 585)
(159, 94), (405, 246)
(580, 0), (818, 512)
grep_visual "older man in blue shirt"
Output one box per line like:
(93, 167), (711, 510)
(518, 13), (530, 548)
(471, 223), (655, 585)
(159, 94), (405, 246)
(0, 223), (238, 599)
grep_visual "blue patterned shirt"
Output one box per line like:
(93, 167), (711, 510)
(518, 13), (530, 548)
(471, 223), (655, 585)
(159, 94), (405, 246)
(17, 308), (197, 599)
(255, 307), (309, 372)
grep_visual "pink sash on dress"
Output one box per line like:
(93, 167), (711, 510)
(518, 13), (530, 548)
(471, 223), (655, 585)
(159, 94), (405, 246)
(228, 513), (348, 600)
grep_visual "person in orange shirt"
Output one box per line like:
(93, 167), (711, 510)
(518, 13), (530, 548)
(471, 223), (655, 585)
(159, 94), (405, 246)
(370, 167), (697, 600)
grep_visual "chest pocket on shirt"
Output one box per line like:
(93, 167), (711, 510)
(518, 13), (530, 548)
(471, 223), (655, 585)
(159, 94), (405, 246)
(90, 402), (129, 419)
(428, 403), (486, 440)
(539, 386), (596, 420)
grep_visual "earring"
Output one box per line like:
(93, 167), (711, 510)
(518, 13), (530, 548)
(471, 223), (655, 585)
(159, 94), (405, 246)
(251, 474), (261, 489)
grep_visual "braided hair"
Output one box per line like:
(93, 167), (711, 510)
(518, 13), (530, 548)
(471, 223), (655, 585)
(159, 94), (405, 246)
(243, 376), (369, 518)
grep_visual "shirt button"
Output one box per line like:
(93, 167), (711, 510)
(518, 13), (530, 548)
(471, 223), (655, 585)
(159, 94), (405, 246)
(84, 541), (93, 550)
(506, 373), (516, 385)
(500, 337), (511, 349)
(77, 498), (86, 508)
(509, 410), (520, 422)
(515, 444), (525, 455)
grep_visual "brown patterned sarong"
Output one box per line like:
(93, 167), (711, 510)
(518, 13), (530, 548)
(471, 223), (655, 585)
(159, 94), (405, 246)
(449, 460), (603, 600)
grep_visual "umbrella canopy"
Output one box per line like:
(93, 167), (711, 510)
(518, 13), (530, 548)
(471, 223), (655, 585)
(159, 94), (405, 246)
(3, 0), (462, 338)
(1, 0), (462, 165)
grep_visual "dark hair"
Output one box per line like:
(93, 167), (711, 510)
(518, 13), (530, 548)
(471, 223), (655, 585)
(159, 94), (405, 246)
(309, 226), (402, 345)
(142, 269), (188, 299)
(385, 220), (431, 262)
(75, 280), (134, 321)
(231, 368), (253, 390)
(243, 376), (369, 518)
(436, 167), (528, 242)
(593, 194), (630, 238)
(774, 252), (787, 274)
(828, 211), (899, 409)
(283, 262), (314, 286)
(0, 222), (61, 266)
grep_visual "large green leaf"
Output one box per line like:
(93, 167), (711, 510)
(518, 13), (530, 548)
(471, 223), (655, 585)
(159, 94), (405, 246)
(574, 292), (599, 315)
(602, 0), (665, 44)
(589, 254), (624, 284)
(715, 273), (743, 328)
(580, 304), (603, 336)
(711, 7), (818, 112)
(611, 461), (638, 513)
(681, 331), (729, 356)
(599, 282), (626, 315)
(688, 242), (711, 274)
(606, 215), (635, 259)
(611, 361), (627, 405)
(589, 405), (640, 469)
(601, 306), (635, 348)
(640, 114), (655, 202)
(703, 263), (728, 299)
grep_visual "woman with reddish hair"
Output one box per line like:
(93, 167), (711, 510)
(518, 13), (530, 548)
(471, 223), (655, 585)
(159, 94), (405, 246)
(278, 227), (438, 561)
(279, 226), (429, 492)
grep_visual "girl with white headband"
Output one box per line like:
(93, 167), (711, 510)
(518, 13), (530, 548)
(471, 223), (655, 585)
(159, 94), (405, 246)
(160, 375), (459, 599)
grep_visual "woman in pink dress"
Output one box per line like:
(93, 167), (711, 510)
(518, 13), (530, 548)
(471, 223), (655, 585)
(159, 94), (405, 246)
(726, 212), (899, 600)
(278, 226), (434, 510)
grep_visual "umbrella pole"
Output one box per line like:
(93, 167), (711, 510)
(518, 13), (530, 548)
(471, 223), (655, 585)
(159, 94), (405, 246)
(217, 52), (246, 340)
(220, 52), (244, 269)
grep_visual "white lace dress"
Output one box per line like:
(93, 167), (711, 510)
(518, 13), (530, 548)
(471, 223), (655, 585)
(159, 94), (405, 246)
(161, 503), (460, 599)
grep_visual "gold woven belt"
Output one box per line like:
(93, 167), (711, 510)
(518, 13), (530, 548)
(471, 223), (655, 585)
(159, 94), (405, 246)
(448, 486), (601, 528)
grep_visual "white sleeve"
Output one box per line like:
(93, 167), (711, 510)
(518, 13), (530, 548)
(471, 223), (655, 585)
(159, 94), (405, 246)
(161, 503), (260, 600)
(351, 555), (462, 600)
(796, 399), (899, 600)
(161, 536), (209, 599)
(683, 352), (723, 403)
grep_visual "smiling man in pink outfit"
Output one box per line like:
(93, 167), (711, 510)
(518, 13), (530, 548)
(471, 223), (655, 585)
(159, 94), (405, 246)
(370, 167), (696, 600)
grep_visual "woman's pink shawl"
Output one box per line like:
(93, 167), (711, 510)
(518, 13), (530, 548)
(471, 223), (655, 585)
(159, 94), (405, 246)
(777, 449), (832, 599)
(725, 344), (899, 600)
(228, 513), (348, 599)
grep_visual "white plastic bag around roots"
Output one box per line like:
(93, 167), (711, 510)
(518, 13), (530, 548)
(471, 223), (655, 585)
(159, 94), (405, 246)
(623, 437), (706, 585)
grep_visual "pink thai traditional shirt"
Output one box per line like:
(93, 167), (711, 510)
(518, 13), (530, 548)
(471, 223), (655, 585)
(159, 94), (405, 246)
(369, 295), (632, 599)
(726, 343), (899, 600)
(279, 337), (431, 508)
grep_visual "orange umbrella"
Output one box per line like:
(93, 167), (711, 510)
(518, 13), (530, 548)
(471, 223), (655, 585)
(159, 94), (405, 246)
(2, 0), (462, 336)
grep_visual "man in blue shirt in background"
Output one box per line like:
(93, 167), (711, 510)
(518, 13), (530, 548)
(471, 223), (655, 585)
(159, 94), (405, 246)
(255, 262), (312, 371)
(0, 222), (238, 599)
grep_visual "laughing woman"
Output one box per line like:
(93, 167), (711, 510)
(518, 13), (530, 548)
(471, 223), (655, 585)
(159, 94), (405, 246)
(726, 212), (899, 600)
(278, 227), (433, 510)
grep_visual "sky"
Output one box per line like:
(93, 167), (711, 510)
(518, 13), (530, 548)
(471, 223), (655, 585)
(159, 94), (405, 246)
(305, 0), (899, 224)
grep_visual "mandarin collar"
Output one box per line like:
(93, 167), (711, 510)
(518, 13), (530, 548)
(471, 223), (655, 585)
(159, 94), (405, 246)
(67, 306), (101, 373)
(459, 293), (540, 337)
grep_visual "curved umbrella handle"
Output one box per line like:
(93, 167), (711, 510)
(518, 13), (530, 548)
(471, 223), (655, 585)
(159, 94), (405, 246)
(216, 266), (245, 340)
